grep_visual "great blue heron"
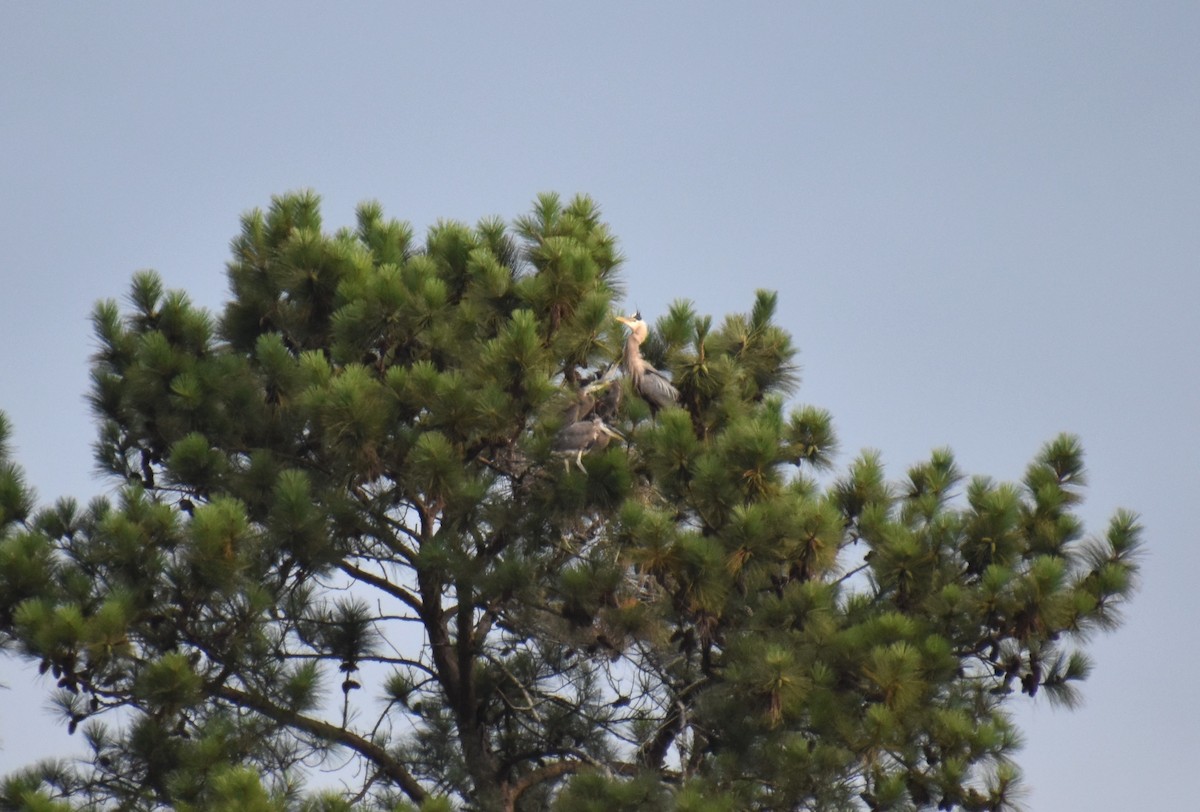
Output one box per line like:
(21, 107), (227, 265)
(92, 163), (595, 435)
(562, 388), (597, 425)
(616, 312), (679, 413)
(553, 415), (624, 473)
(562, 375), (621, 423)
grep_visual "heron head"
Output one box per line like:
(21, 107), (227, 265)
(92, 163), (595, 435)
(615, 312), (649, 343)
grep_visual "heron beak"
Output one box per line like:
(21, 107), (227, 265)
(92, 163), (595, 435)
(600, 424), (625, 441)
(615, 315), (636, 328)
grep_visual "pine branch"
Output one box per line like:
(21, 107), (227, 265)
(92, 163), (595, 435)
(214, 683), (428, 804)
(337, 560), (423, 615)
(509, 759), (587, 804)
(638, 678), (708, 771)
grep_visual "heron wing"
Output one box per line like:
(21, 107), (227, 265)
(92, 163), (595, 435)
(552, 420), (597, 453)
(642, 369), (680, 409)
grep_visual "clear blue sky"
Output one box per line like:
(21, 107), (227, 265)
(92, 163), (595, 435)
(2, 4), (1196, 807)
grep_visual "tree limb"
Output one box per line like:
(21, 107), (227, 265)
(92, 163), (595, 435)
(338, 560), (424, 615)
(215, 683), (428, 804)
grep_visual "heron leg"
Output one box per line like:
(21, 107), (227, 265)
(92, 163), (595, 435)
(574, 451), (587, 474)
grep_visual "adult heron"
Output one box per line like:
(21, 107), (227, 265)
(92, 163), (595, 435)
(616, 312), (679, 413)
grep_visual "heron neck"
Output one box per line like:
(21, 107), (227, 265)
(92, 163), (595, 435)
(623, 336), (644, 377)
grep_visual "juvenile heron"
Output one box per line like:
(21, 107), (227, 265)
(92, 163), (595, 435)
(562, 388), (597, 425)
(616, 312), (679, 413)
(574, 372), (624, 423)
(562, 375), (620, 423)
(553, 415), (624, 473)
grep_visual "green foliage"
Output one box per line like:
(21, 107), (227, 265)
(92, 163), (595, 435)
(0, 413), (34, 529)
(174, 765), (283, 812)
(0, 192), (1142, 811)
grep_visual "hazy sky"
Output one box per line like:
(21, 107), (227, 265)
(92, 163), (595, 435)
(2, 4), (1197, 808)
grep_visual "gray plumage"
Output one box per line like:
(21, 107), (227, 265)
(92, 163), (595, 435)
(552, 415), (623, 473)
(593, 375), (623, 420)
(562, 389), (597, 425)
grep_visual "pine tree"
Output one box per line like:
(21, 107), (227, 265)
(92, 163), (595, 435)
(0, 192), (1140, 811)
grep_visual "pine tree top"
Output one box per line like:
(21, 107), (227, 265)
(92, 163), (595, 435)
(0, 192), (1141, 811)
